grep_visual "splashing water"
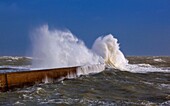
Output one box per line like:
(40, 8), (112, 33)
(31, 25), (170, 73)
(91, 35), (170, 73)
(31, 25), (128, 70)
(31, 25), (103, 68)
(92, 34), (128, 70)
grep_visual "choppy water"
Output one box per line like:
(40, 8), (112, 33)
(0, 56), (170, 106)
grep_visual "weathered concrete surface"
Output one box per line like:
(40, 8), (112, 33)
(0, 67), (77, 92)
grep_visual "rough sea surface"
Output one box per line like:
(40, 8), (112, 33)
(0, 56), (170, 106)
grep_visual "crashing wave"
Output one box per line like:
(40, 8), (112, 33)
(31, 25), (170, 74)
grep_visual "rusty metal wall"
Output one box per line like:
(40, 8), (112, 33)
(0, 74), (7, 92)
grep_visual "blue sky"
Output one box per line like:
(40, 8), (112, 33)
(0, 0), (170, 56)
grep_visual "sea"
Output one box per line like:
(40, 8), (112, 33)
(0, 56), (169, 106)
(0, 26), (169, 105)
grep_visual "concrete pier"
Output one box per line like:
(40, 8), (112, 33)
(0, 67), (77, 92)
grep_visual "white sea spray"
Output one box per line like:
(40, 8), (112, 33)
(31, 25), (103, 69)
